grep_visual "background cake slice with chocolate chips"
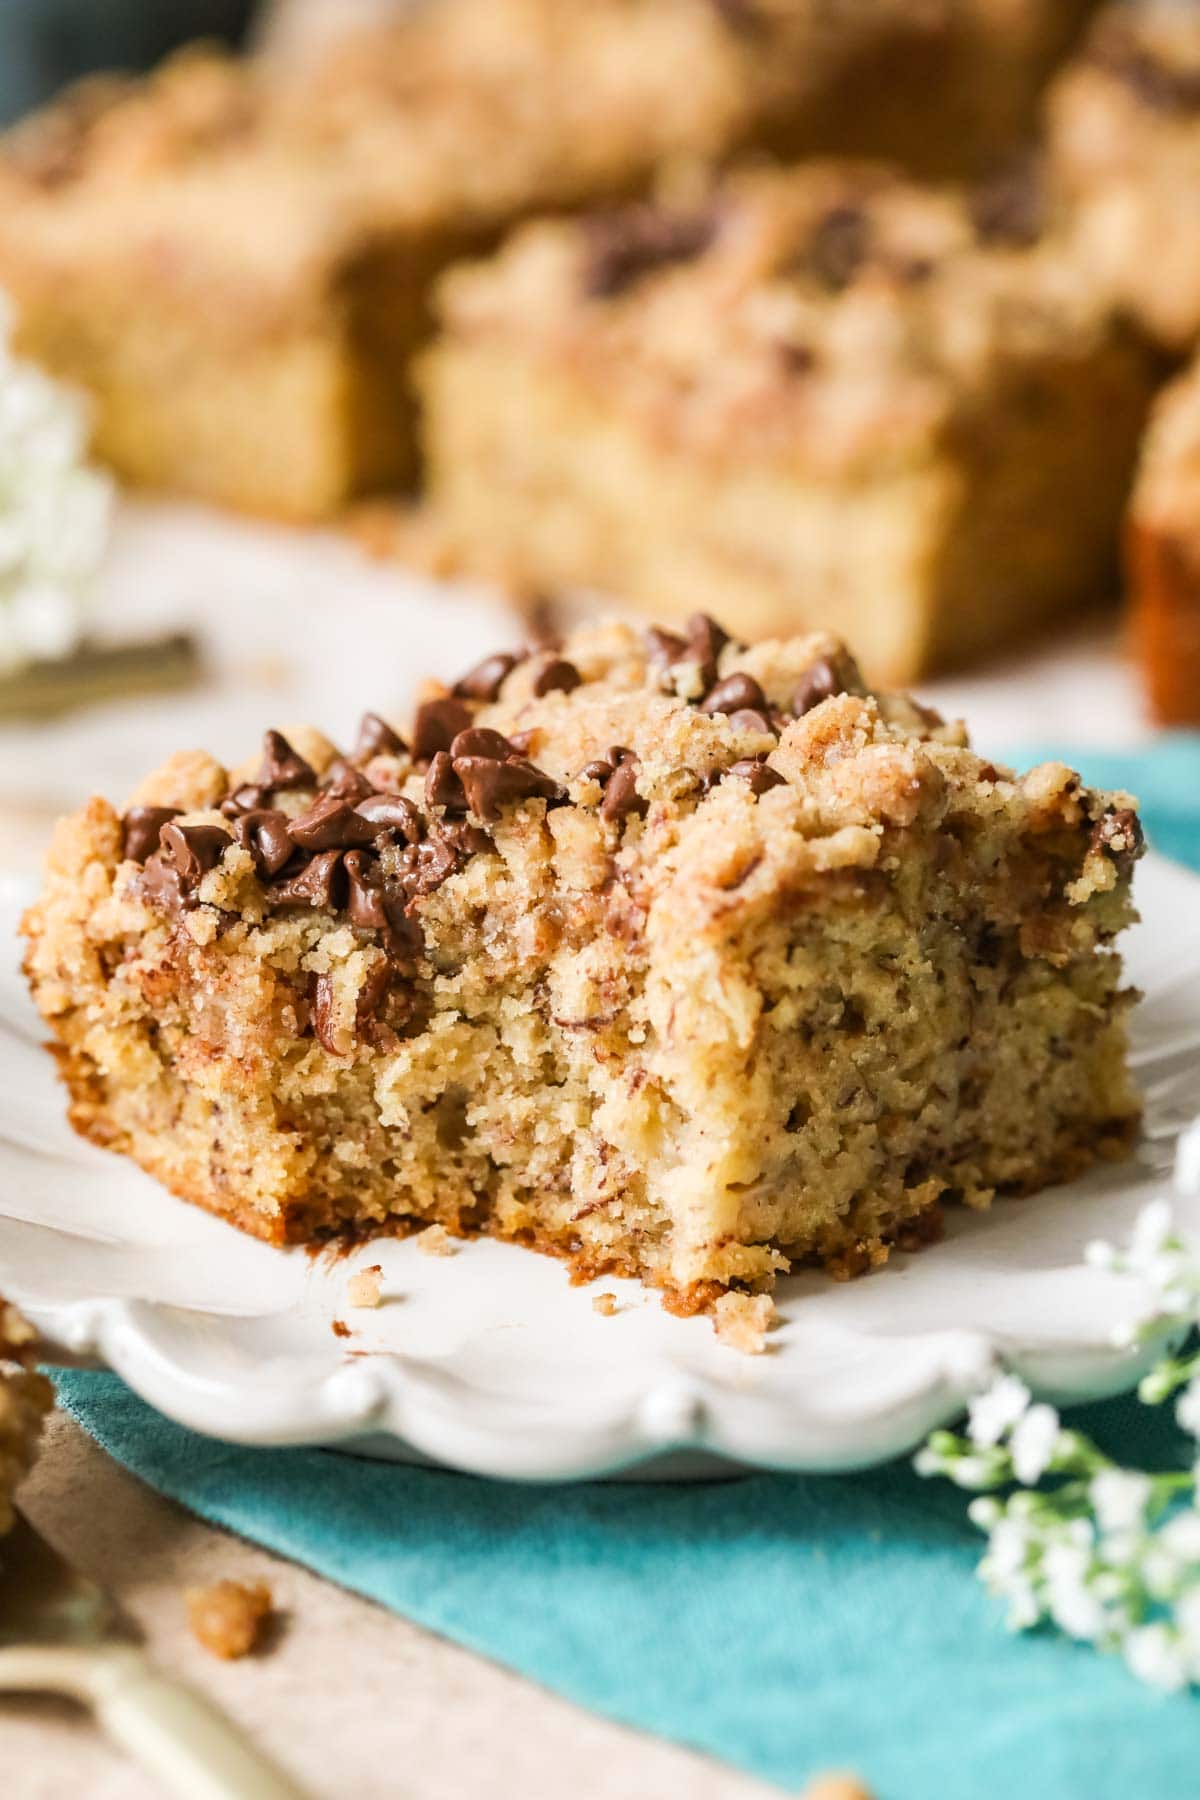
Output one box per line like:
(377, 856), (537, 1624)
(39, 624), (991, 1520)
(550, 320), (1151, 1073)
(419, 162), (1155, 683)
(1046, 1), (1200, 355)
(22, 616), (1143, 1311)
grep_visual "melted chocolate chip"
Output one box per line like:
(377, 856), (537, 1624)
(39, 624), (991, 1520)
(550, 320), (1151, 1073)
(580, 745), (633, 783)
(800, 204), (872, 292)
(121, 806), (181, 863)
(354, 794), (424, 842)
(685, 613), (732, 690)
(791, 657), (842, 717)
(257, 729), (315, 792)
(583, 204), (717, 300)
(232, 809), (294, 879)
(1090, 807), (1144, 866)
(455, 756), (563, 823)
(343, 849), (390, 932)
(134, 856), (186, 917)
(267, 850), (346, 910)
(425, 750), (467, 813)
(158, 822), (232, 891)
(221, 784), (269, 818)
(436, 820), (492, 861)
(532, 658), (582, 698)
(452, 651), (523, 702)
(322, 759), (375, 803)
(729, 758), (786, 796)
(449, 726), (519, 761)
(353, 712), (406, 761)
(600, 757), (647, 824)
(411, 696), (473, 763)
(699, 672), (769, 717)
(288, 794), (377, 852)
(310, 974), (341, 1056)
(396, 836), (460, 898)
(727, 707), (777, 736)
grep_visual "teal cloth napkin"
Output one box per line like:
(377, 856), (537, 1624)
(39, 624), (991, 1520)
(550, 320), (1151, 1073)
(49, 736), (1200, 1799)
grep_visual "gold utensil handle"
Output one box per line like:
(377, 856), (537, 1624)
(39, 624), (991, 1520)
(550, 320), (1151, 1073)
(0, 1643), (307, 1799)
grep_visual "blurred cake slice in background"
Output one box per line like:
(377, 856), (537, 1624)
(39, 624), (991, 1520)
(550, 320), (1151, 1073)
(1127, 356), (1200, 725)
(0, 0), (1101, 520)
(0, 1299), (51, 1537)
(1047, 0), (1200, 355)
(419, 162), (1155, 682)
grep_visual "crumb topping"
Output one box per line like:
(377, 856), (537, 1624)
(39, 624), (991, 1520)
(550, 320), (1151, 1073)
(433, 161), (1114, 475)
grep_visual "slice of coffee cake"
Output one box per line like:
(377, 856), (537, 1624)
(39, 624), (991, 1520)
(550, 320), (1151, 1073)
(23, 618), (1142, 1310)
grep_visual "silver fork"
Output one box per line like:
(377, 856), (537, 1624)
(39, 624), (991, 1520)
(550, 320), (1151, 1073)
(0, 1509), (306, 1798)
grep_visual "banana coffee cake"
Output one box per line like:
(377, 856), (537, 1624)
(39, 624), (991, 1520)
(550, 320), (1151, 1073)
(420, 162), (1154, 682)
(23, 617), (1143, 1311)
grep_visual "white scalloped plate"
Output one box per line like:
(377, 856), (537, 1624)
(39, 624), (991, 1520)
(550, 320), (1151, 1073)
(2, 854), (1198, 1482)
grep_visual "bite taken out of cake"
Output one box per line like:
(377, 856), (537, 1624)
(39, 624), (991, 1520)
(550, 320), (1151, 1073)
(23, 616), (1143, 1315)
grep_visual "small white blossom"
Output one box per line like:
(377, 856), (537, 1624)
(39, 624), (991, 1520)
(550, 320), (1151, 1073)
(1160, 1511), (1200, 1565)
(1091, 1470), (1151, 1534)
(1010, 1404), (1061, 1485)
(968, 1374), (1031, 1448)
(0, 297), (111, 674)
(1126, 1624), (1188, 1693)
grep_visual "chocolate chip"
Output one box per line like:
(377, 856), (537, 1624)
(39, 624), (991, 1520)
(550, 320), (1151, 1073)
(454, 756), (564, 823)
(729, 758), (786, 796)
(791, 657), (843, 717)
(698, 672), (769, 717)
(310, 974), (341, 1056)
(449, 726), (518, 761)
(221, 784), (268, 818)
(800, 204), (872, 292)
(644, 626), (688, 672)
(685, 613), (732, 691)
(436, 820), (492, 862)
(122, 805), (181, 863)
(777, 340), (816, 376)
(425, 750), (467, 812)
(532, 658), (582, 698)
(600, 758), (647, 824)
(322, 759), (375, 803)
(395, 836), (460, 898)
(708, 0), (761, 31)
(1089, 21), (1200, 114)
(355, 959), (393, 1033)
(971, 158), (1044, 247)
(343, 849), (391, 932)
(288, 793), (377, 852)
(354, 794), (424, 842)
(580, 744), (633, 783)
(257, 729), (315, 792)
(728, 708), (777, 736)
(1090, 807), (1144, 866)
(158, 822), (232, 891)
(134, 855), (186, 918)
(411, 696), (473, 762)
(266, 849), (346, 910)
(452, 651), (523, 702)
(232, 809), (294, 879)
(583, 204), (717, 300)
(353, 712), (406, 761)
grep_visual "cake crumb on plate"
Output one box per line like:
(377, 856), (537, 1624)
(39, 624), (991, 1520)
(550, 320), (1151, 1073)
(416, 1224), (456, 1258)
(347, 1264), (382, 1308)
(592, 1292), (618, 1317)
(186, 1580), (274, 1661)
(712, 1292), (776, 1355)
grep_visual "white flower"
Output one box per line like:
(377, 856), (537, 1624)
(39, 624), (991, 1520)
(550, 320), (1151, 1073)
(1160, 1511), (1200, 1565)
(1091, 1470), (1151, 1535)
(1178, 1381), (1200, 1437)
(1010, 1404), (1061, 1485)
(1130, 1200), (1175, 1266)
(968, 1374), (1031, 1448)
(1176, 1123), (1200, 1201)
(1126, 1624), (1188, 1693)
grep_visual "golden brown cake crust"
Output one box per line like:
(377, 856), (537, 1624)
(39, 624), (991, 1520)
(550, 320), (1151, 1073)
(0, 1299), (52, 1535)
(23, 618), (1144, 1310)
